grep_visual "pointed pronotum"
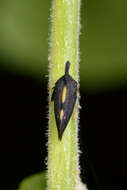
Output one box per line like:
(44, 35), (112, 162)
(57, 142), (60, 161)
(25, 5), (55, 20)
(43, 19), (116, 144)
(51, 61), (78, 140)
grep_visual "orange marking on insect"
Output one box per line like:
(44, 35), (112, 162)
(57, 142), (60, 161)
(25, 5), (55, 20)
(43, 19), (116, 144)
(62, 86), (67, 103)
(60, 109), (64, 120)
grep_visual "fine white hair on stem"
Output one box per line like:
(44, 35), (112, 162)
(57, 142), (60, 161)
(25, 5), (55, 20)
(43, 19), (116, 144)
(47, 0), (87, 189)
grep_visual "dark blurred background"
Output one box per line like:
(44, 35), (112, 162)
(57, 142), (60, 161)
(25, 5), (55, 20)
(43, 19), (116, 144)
(0, 0), (127, 190)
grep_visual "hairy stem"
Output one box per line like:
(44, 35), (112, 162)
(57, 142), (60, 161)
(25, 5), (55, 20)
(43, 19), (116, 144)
(47, 0), (83, 190)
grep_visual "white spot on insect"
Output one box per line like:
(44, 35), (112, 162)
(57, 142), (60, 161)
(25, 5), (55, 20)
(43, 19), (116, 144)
(60, 109), (64, 120)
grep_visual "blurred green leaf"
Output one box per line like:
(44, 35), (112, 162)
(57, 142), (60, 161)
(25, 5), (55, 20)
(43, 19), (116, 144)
(18, 172), (46, 190)
(1, 0), (127, 92)
(0, 0), (50, 77)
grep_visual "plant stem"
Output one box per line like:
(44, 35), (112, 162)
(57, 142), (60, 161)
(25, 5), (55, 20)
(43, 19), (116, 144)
(47, 0), (82, 190)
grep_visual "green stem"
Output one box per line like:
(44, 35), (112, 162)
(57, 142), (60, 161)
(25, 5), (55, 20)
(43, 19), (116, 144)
(47, 0), (84, 190)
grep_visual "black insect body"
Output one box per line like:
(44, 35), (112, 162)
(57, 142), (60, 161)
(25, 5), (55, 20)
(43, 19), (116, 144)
(51, 61), (77, 140)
